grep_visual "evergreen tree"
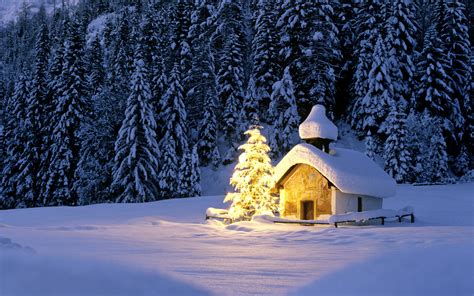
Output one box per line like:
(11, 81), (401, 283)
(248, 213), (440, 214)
(217, 32), (245, 141)
(197, 86), (219, 166)
(365, 130), (376, 161)
(18, 22), (50, 207)
(45, 20), (89, 206)
(178, 145), (201, 197)
(425, 117), (449, 183)
(416, 27), (454, 123)
(251, 0), (279, 120)
(387, 0), (417, 105)
(1, 74), (29, 208)
(350, 0), (386, 128)
(112, 50), (160, 203)
(75, 86), (116, 205)
(354, 34), (393, 134)
(382, 102), (411, 183)
(268, 67), (299, 157)
(224, 126), (277, 221)
(443, 0), (471, 139)
(214, 0), (246, 141)
(157, 63), (189, 199)
(277, 0), (340, 114)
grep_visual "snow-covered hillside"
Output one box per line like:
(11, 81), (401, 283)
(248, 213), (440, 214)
(1, 183), (473, 295)
(0, 0), (78, 25)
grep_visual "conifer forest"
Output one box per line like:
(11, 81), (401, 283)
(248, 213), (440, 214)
(0, 0), (472, 209)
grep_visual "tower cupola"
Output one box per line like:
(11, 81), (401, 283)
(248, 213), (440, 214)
(299, 105), (338, 153)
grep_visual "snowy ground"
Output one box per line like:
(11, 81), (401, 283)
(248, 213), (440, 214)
(1, 183), (473, 295)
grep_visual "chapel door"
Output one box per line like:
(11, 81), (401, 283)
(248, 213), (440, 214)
(301, 201), (314, 220)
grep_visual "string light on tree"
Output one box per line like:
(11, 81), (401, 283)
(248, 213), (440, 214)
(224, 126), (277, 221)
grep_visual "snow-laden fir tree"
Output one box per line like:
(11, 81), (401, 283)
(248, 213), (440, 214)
(87, 33), (105, 94)
(442, 0), (471, 139)
(350, 0), (386, 129)
(178, 145), (201, 197)
(197, 83), (219, 166)
(415, 26), (454, 123)
(74, 38), (115, 205)
(112, 49), (160, 203)
(45, 20), (89, 206)
(224, 126), (277, 221)
(425, 117), (449, 183)
(18, 22), (50, 207)
(387, 0), (417, 105)
(251, 0), (279, 120)
(240, 77), (260, 134)
(157, 63), (190, 199)
(276, 0), (340, 114)
(214, 0), (246, 141)
(453, 145), (470, 176)
(40, 23), (67, 200)
(1, 74), (29, 208)
(355, 34), (393, 134)
(382, 102), (411, 183)
(171, 0), (193, 87)
(187, 0), (218, 130)
(365, 130), (377, 161)
(268, 67), (299, 158)
(75, 86), (116, 205)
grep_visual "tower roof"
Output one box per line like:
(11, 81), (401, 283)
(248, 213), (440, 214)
(299, 105), (338, 140)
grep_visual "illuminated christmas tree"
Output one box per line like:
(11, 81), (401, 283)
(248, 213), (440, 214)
(224, 126), (277, 221)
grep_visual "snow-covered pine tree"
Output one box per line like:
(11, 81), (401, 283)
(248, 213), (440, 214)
(268, 67), (299, 158)
(197, 83), (219, 166)
(350, 0), (386, 130)
(187, 0), (218, 130)
(442, 0), (471, 140)
(109, 9), (133, 116)
(40, 22), (68, 200)
(214, 0), (246, 141)
(190, 145), (202, 196)
(224, 126), (277, 221)
(178, 145), (201, 197)
(171, 0), (193, 85)
(112, 49), (160, 203)
(453, 145), (470, 176)
(382, 102), (411, 183)
(157, 63), (190, 199)
(1, 74), (29, 208)
(365, 130), (376, 161)
(45, 19), (89, 206)
(276, 0), (340, 114)
(240, 77), (260, 134)
(415, 26), (454, 123)
(356, 34), (393, 134)
(251, 0), (279, 120)
(387, 0), (417, 105)
(75, 86), (116, 205)
(74, 37), (115, 205)
(87, 33), (106, 94)
(425, 117), (449, 183)
(218, 31), (245, 142)
(18, 22), (50, 207)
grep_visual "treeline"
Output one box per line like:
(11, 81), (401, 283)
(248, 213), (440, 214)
(0, 0), (472, 209)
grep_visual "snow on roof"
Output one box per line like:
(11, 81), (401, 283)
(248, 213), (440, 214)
(274, 143), (396, 198)
(299, 105), (338, 140)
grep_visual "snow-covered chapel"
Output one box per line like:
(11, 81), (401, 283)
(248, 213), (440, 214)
(274, 105), (396, 220)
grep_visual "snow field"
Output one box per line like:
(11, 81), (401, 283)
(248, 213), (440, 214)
(1, 183), (473, 295)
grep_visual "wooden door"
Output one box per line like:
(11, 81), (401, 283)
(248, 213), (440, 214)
(301, 201), (314, 220)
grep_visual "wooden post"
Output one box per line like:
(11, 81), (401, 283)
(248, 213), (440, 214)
(334, 222), (338, 228)
(410, 214), (415, 223)
(381, 217), (385, 225)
